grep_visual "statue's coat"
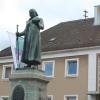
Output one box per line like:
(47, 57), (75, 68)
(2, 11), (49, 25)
(20, 16), (44, 65)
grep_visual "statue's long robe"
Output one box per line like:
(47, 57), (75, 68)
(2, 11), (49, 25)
(21, 17), (44, 65)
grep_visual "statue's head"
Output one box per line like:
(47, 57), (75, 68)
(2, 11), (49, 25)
(29, 9), (38, 18)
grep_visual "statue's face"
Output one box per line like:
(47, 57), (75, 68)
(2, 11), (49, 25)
(29, 10), (34, 18)
(29, 9), (38, 18)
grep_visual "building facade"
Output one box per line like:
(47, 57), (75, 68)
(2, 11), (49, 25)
(0, 5), (100, 100)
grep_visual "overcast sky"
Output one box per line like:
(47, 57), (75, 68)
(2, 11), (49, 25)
(0, 0), (100, 50)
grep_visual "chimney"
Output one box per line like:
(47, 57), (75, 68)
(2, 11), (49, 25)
(94, 5), (100, 25)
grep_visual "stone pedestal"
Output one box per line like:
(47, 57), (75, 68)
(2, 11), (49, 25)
(9, 69), (49, 100)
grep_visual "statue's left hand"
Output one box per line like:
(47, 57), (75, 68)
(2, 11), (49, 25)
(32, 19), (40, 24)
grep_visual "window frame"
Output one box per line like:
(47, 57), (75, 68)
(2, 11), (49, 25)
(2, 64), (13, 80)
(65, 58), (79, 77)
(64, 95), (78, 100)
(47, 95), (53, 100)
(42, 60), (55, 78)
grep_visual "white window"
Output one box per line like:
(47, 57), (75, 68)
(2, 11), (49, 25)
(64, 95), (78, 100)
(65, 58), (79, 77)
(42, 61), (55, 77)
(1, 96), (9, 100)
(48, 95), (53, 100)
(2, 64), (12, 80)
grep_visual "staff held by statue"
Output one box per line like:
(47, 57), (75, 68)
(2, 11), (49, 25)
(16, 24), (20, 68)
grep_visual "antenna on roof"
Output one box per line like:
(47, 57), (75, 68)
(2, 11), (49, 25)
(83, 10), (88, 21)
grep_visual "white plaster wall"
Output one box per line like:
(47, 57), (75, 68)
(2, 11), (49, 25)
(94, 5), (100, 25)
(88, 53), (96, 92)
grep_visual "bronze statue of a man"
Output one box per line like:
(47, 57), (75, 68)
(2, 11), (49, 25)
(17, 9), (44, 68)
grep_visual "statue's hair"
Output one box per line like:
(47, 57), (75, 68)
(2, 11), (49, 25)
(29, 9), (38, 16)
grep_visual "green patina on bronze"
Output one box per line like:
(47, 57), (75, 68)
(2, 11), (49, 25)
(17, 9), (44, 67)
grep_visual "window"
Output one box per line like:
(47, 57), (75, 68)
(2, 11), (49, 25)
(47, 95), (53, 100)
(2, 64), (12, 80)
(65, 58), (79, 77)
(64, 95), (78, 100)
(42, 61), (55, 77)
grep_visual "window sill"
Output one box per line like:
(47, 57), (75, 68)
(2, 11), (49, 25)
(65, 75), (78, 78)
(2, 78), (9, 81)
(45, 75), (55, 79)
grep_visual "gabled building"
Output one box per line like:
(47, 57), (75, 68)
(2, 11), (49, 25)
(0, 5), (100, 100)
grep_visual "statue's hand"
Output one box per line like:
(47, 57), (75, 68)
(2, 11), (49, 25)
(32, 20), (40, 28)
(32, 19), (40, 24)
(16, 32), (20, 37)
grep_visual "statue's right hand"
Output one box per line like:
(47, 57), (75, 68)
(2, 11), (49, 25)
(16, 32), (19, 37)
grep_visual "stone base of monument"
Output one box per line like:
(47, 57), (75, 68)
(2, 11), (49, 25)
(9, 69), (49, 100)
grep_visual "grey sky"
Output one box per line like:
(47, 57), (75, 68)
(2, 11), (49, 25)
(0, 0), (100, 50)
